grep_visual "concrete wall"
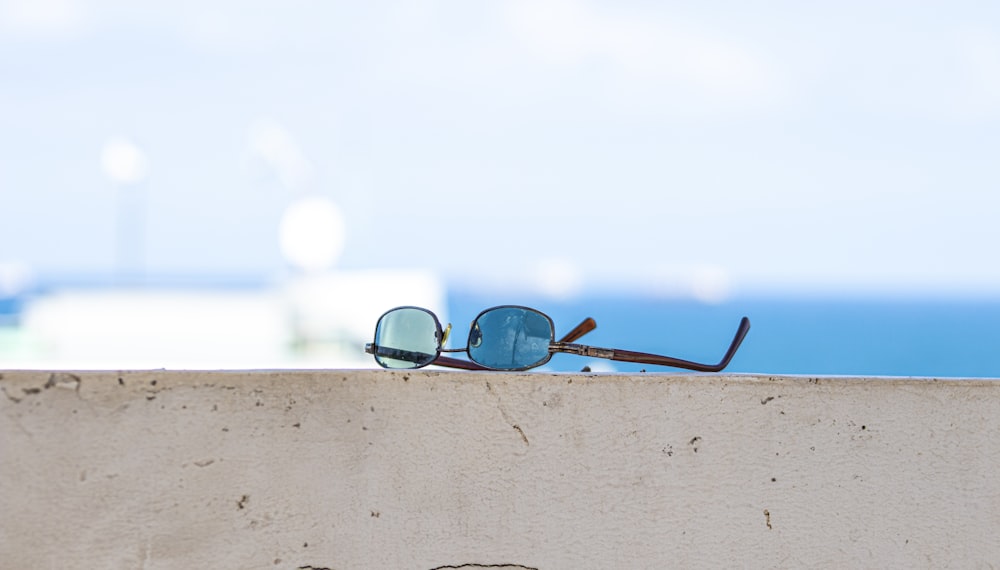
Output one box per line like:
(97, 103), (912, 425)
(2, 370), (999, 569)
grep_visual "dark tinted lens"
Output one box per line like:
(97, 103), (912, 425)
(373, 307), (440, 369)
(467, 307), (553, 369)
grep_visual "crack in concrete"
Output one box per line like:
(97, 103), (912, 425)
(1, 373), (82, 403)
(430, 563), (538, 570)
(1, 384), (23, 403)
(45, 373), (81, 391)
(512, 424), (530, 446)
(487, 382), (530, 447)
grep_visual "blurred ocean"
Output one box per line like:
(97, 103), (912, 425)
(449, 291), (1000, 378)
(3, 275), (999, 377)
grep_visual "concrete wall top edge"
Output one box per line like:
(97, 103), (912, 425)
(3, 369), (998, 408)
(1, 368), (997, 384)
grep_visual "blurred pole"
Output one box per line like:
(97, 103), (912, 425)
(102, 138), (149, 285)
(115, 182), (147, 284)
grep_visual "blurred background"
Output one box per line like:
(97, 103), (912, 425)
(1, 0), (999, 375)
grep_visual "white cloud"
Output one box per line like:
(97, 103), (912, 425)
(0, 261), (34, 297)
(955, 26), (1000, 115)
(834, 23), (1000, 121)
(247, 118), (312, 191)
(0, 0), (89, 39)
(534, 257), (584, 299)
(690, 264), (732, 305)
(504, 0), (785, 109)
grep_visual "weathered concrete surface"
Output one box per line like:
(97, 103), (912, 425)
(2, 370), (999, 569)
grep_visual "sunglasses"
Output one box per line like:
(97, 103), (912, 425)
(365, 305), (751, 372)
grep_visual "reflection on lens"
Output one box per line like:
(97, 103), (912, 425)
(373, 307), (440, 369)
(470, 323), (482, 348)
(468, 307), (553, 370)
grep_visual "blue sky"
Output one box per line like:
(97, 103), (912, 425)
(2, 1), (999, 299)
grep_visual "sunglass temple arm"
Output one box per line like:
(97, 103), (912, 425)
(549, 316), (750, 373)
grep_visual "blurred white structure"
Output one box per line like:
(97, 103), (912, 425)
(8, 270), (446, 370)
(18, 289), (289, 369)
